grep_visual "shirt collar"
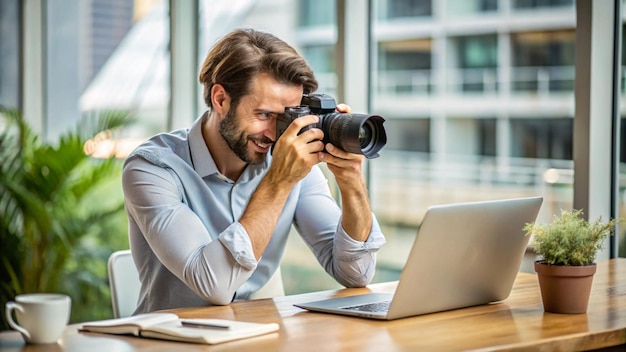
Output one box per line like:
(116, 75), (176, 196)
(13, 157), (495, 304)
(189, 112), (218, 178)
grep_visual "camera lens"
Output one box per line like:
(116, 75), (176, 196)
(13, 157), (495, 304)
(322, 113), (387, 158)
(359, 122), (373, 149)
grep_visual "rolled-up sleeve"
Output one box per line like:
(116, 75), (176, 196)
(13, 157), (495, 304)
(331, 218), (386, 287)
(218, 222), (257, 270)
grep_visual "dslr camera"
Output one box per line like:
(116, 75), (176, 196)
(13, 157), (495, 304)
(275, 93), (387, 158)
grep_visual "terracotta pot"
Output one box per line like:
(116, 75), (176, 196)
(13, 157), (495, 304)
(534, 261), (596, 314)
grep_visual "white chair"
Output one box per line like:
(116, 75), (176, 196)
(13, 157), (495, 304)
(108, 250), (140, 318)
(250, 268), (285, 300)
(108, 249), (284, 317)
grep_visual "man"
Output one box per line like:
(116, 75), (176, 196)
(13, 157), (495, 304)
(122, 28), (386, 314)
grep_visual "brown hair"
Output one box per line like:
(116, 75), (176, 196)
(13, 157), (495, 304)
(199, 28), (318, 109)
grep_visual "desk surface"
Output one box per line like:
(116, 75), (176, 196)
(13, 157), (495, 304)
(2, 259), (626, 351)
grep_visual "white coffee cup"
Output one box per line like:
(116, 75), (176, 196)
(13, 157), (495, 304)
(5, 293), (71, 344)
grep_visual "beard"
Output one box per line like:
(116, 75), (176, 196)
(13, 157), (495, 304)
(219, 107), (272, 165)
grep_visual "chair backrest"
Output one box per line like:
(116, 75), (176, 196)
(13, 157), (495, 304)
(107, 249), (285, 317)
(250, 268), (285, 300)
(107, 250), (140, 318)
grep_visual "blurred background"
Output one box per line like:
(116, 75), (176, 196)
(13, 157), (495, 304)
(1, 0), (625, 326)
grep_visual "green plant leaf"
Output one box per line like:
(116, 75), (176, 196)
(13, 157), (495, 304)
(524, 209), (621, 266)
(0, 106), (135, 327)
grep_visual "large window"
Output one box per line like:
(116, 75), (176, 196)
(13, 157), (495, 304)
(455, 34), (498, 92)
(513, 0), (574, 9)
(368, 0), (581, 276)
(298, 0), (335, 27)
(16, 0), (170, 151)
(377, 39), (433, 94)
(384, 118), (431, 152)
(79, 0), (170, 144)
(7, 0), (622, 305)
(447, 0), (498, 16)
(510, 118), (573, 160)
(511, 30), (576, 92)
(0, 0), (20, 109)
(376, 0), (433, 19)
(301, 45), (337, 95)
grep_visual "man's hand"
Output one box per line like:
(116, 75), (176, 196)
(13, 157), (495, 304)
(267, 114), (324, 185)
(319, 143), (365, 191)
(317, 102), (364, 189)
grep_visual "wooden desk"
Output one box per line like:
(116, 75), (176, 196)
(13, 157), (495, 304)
(2, 259), (626, 351)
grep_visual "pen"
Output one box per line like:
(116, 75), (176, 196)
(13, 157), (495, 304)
(181, 320), (231, 330)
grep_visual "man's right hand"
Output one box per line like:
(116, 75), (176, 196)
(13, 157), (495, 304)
(267, 114), (324, 185)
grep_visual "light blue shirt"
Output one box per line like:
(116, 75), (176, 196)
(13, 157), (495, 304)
(122, 113), (386, 314)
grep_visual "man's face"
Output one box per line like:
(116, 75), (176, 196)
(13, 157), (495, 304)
(220, 73), (303, 164)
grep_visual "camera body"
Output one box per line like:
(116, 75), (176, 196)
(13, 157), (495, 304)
(275, 93), (387, 158)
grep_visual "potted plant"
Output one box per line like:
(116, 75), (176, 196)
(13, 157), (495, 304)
(0, 106), (133, 328)
(523, 209), (620, 314)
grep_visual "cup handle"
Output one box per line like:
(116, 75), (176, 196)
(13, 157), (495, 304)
(5, 302), (31, 339)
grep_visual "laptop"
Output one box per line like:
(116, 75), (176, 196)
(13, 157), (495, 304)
(294, 196), (543, 320)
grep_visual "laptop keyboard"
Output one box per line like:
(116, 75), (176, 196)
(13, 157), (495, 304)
(341, 300), (391, 313)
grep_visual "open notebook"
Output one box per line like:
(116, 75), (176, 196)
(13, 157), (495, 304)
(80, 313), (279, 344)
(294, 196), (543, 320)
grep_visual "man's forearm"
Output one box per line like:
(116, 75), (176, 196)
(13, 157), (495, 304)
(339, 178), (373, 242)
(239, 173), (294, 259)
